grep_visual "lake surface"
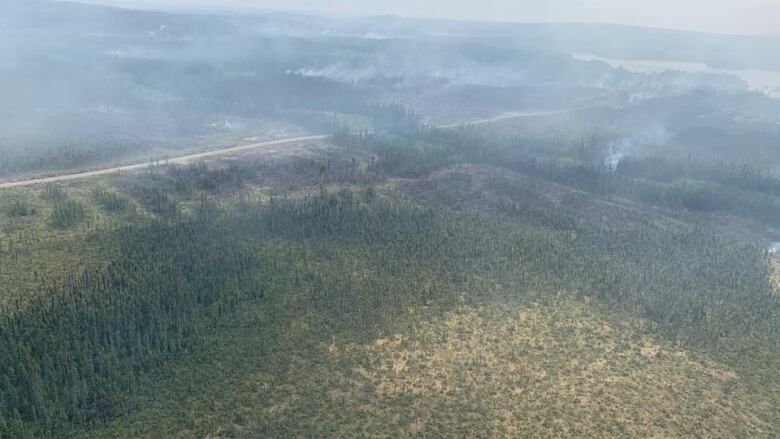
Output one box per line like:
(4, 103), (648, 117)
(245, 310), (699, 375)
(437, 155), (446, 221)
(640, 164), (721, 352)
(574, 53), (780, 98)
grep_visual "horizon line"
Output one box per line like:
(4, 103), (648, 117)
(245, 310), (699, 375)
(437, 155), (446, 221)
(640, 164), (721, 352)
(54, 0), (780, 38)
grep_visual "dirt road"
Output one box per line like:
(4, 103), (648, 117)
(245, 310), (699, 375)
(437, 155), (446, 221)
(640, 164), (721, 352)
(0, 135), (328, 189)
(435, 106), (594, 129)
(0, 105), (596, 189)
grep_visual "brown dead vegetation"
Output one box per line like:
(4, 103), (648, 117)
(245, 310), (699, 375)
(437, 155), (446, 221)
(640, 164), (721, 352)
(259, 299), (774, 438)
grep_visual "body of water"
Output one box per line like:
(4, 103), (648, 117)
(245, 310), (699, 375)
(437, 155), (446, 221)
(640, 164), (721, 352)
(574, 53), (780, 98)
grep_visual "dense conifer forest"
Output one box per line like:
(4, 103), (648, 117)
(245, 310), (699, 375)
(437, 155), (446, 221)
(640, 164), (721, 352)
(1, 187), (778, 436)
(2, 1), (780, 436)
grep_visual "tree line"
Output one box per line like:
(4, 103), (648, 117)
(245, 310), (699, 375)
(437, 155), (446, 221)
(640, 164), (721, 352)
(1, 191), (777, 436)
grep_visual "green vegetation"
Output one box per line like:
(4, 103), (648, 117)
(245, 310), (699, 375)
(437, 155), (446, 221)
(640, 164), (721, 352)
(50, 199), (87, 229)
(81, 298), (774, 438)
(7, 200), (35, 218)
(0, 188), (778, 436)
(41, 185), (67, 202)
(335, 124), (780, 227)
(2, 4), (779, 436)
(0, 112), (778, 436)
(0, 141), (145, 178)
(92, 188), (134, 214)
(0, 184), (149, 313)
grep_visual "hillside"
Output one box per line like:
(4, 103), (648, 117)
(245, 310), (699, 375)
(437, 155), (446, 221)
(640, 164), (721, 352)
(1, 1), (780, 437)
(1, 118), (779, 436)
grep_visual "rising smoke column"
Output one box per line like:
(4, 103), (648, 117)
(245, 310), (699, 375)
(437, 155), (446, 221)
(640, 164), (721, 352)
(604, 126), (672, 171)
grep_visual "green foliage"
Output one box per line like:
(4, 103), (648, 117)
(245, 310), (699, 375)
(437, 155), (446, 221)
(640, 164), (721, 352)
(366, 103), (421, 134)
(7, 200), (35, 217)
(335, 125), (780, 226)
(170, 162), (253, 192)
(0, 141), (141, 178)
(92, 188), (133, 214)
(1, 192), (778, 436)
(50, 199), (86, 229)
(333, 129), (454, 177)
(41, 185), (67, 202)
(130, 187), (179, 217)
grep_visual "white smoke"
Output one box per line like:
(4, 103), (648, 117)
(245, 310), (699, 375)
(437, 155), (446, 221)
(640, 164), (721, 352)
(290, 64), (384, 83)
(286, 49), (568, 88)
(770, 242), (780, 255)
(289, 61), (547, 88)
(604, 149), (626, 171)
(604, 126), (672, 170)
(321, 30), (398, 40)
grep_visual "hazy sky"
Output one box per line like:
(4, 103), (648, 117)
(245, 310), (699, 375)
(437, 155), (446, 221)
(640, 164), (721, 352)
(80, 0), (780, 35)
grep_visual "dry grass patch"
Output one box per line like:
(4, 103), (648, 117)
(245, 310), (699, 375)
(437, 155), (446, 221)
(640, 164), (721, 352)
(77, 298), (778, 438)
(263, 300), (774, 438)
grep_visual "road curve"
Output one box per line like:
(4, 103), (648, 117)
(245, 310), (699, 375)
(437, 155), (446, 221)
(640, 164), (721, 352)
(0, 105), (597, 189)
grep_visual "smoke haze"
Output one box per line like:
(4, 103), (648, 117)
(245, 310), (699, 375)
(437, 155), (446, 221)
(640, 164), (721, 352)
(72, 0), (780, 35)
